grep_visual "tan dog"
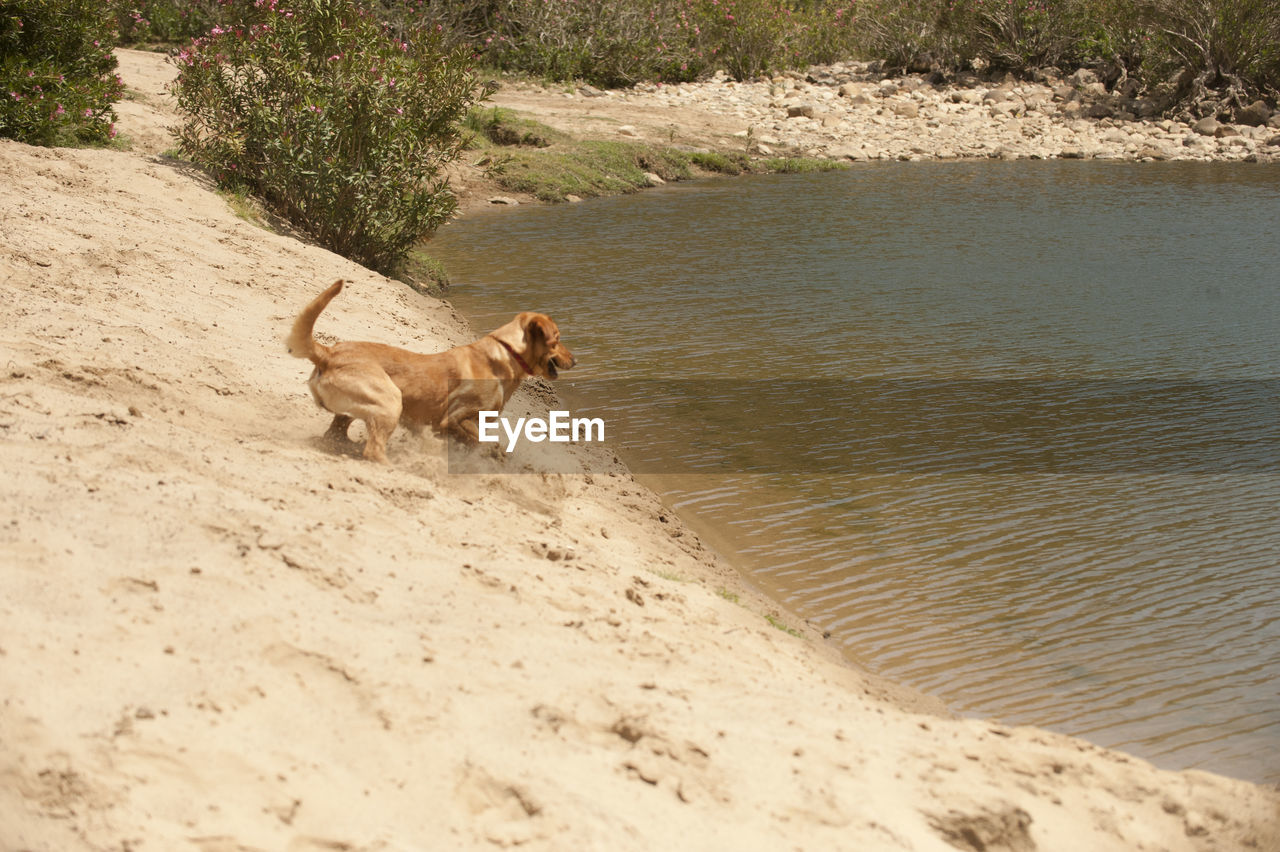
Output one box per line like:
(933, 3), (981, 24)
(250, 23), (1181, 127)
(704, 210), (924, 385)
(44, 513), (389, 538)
(287, 279), (576, 463)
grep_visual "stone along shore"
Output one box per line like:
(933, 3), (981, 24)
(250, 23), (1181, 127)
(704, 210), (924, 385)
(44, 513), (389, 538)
(572, 62), (1280, 164)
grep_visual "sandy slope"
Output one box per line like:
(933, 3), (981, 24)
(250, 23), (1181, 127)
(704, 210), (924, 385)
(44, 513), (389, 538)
(1, 48), (1277, 852)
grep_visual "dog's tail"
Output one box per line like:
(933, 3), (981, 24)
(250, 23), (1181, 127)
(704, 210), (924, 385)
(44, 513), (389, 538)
(286, 279), (344, 366)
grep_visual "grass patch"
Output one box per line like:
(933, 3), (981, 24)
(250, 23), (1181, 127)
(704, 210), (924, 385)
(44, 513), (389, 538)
(759, 157), (849, 174)
(471, 113), (849, 204)
(465, 106), (568, 148)
(717, 588), (741, 604)
(687, 151), (752, 175)
(486, 139), (694, 202)
(765, 614), (803, 638)
(399, 249), (451, 296)
(217, 187), (271, 230)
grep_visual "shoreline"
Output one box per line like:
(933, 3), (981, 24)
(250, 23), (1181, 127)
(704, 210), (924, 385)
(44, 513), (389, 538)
(438, 61), (1279, 217)
(1, 48), (1277, 850)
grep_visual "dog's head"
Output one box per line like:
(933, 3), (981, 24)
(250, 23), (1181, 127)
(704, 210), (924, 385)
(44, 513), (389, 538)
(513, 312), (576, 380)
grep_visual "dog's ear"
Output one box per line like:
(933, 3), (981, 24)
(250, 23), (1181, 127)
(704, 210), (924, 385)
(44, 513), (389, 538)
(522, 313), (555, 343)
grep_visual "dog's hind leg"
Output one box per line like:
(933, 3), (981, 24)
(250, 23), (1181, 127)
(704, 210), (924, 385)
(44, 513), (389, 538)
(323, 414), (354, 443)
(312, 364), (402, 464)
(354, 377), (402, 464)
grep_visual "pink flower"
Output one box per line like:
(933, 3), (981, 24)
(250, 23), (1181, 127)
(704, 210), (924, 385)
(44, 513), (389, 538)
(53, 103), (66, 116)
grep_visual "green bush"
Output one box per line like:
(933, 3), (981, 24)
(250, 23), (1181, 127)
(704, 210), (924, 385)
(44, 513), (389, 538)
(943, 0), (1092, 72)
(367, 0), (862, 85)
(476, 0), (706, 86)
(171, 0), (492, 273)
(1133, 0), (1280, 94)
(112, 0), (226, 45)
(0, 0), (124, 146)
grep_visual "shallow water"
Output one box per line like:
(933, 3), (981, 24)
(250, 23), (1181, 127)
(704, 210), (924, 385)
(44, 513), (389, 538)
(427, 161), (1280, 783)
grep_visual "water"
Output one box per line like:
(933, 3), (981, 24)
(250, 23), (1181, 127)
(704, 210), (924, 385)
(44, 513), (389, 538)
(427, 161), (1280, 784)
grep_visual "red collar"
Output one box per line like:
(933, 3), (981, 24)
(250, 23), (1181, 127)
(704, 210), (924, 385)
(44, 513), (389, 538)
(496, 337), (535, 377)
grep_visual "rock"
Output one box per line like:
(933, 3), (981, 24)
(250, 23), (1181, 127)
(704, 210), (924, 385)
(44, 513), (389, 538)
(787, 104), (816, 119)
(1029, 67), (1061, 85)
(891, 101), (919, 118)
(1052, 85), (1076, 102)
(1133, 99), (1159, 118)
(1059, 148), (1086, 159)
(1193, 117), (1221, 136)
(1022, 93), (1051, 112)
(1137, 145), (1168, 160)
(565, 195), (582, 203)
(907, 53), (935, 74)
(848, 93), (874, 106)
(488, 196), (519, 205)
(877, 81), (899, 97)
(617, 125), (639, 137)
(1266, 134), (1280, 147)
(1069, 68), (1100, 87)
(837, 82), (864, 98)
(982, 88), (1012, 103)
(1236, 100), (1272, 127)
(1214, 123), (1241, 138)
(578, 84), (606, 98)
(1084, 102), (1114, 119)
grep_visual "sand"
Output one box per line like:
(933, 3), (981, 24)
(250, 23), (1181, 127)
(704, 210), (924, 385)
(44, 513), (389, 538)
(1, 48), (1277, 852)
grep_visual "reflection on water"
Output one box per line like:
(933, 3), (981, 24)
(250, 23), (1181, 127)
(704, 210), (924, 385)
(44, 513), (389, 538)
(427, 161), (1280, 783)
